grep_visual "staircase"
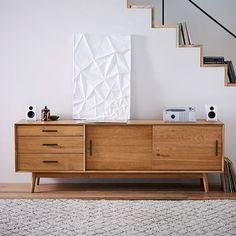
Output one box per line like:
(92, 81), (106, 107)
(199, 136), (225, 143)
(127, 0), (232, 87)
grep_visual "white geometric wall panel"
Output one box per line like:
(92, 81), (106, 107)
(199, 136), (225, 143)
(73, 34), (131, 121)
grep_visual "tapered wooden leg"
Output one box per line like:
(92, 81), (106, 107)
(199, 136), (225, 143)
(36, 177), (40, 185)
(202, 173), (209, 192)
(31, 173), (37, 193)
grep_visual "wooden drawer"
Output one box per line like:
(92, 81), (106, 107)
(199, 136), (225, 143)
(16, 125), (83, 136)
(17, 137), (83, 154)
(17, 154), (83, 171)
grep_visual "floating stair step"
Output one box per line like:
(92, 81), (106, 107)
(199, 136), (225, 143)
(178, 44), (202, 48)
(226, 83), (236, 86)
(130, 5), (152, 9)
(153, 24), (177, 29)
(202, 64), (227, 68)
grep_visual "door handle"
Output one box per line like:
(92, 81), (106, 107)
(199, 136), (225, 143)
(215, 140), (218, 156)
(89, 140), (93, 156)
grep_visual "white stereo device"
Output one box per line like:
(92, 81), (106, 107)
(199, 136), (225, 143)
(163, 107), (196, 122)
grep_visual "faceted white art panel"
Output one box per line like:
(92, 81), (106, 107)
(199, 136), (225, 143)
(73, 34), (131, 121)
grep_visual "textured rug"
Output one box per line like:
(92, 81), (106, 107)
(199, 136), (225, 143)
(0, 200), (235, 235)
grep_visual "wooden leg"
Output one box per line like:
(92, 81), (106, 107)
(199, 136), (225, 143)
(36, 177), (40, 185)
(31, 173), (37, 193)
(202, 173), (209, 192)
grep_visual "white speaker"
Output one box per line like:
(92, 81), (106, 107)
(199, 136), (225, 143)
(25, 105), (37, 121)
(205, 105), (217, 121)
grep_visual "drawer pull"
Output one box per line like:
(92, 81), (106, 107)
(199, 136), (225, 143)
(42, 160), (58, 164)
(42, 130), (58, 133)
(42, 143), (59, 147)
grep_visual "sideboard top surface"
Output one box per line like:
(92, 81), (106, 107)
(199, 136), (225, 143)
(15, 119), (224, 126)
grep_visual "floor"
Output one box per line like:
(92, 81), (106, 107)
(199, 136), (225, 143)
(0, 183), (236, 200)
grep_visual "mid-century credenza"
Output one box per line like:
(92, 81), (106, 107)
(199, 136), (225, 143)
(15, 120), (224, 192)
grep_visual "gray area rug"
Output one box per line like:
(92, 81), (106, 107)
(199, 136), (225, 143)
(0, 200), (235, 236)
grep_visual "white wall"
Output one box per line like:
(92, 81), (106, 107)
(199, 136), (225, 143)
(0, 0), (236, 184)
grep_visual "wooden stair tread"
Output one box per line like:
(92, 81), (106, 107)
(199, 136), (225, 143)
(178, 44), (203, 48)
(153, 24), (177, 29)
(226, 83), (236, 86)
(202, 64), (227, 68)
(130, 5), (153, 9)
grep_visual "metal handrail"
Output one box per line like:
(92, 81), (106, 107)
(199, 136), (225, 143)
(187, 0), (236, 39)
(162, 0), (165, 25)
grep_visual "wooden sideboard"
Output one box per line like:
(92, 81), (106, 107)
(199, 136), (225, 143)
(15, 120), (224, 192)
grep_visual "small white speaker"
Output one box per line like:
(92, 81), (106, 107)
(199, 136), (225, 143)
(25, 105), (37, 121)
(205, 105), (217, 121)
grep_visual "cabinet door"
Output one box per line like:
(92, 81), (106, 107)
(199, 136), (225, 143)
(153, 125), (223, 171)
(86, 125), (152, 170)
